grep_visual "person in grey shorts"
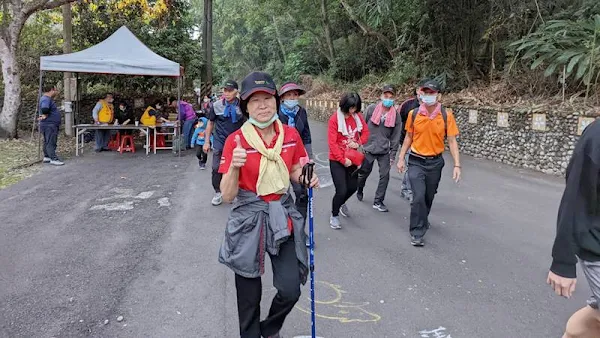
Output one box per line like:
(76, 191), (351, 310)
(548, 118), (600, 338)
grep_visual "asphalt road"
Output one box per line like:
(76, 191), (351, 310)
(0, 120), (586, 338)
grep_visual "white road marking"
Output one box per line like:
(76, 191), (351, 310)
(90, 201), (134, 211)
(158, 197), (171, 207)
(419, 326), (451, 338)
(134, 191), (155, 199)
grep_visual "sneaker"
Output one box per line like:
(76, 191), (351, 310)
(199, 163), (206, 170)
(50, 159), (64, 166)
(339, 204), (350, 217)
(373, 202), (389, 212)
(330, 216), (342, 230)
(410, 236), (424, 247)
(211, 192), (223, 206)
(356, 190), (364, 201)
(43, 157), (51, 163)
(267, 333), (281, 338)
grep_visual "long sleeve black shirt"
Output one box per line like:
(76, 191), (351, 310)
(551, 119), (600, 278)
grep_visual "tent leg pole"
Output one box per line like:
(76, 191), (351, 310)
(76, 73), (80, 125)
(178, 76), (181, 157)
(34, 71), (45, 161)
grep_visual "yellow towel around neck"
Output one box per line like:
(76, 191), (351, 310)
(240, 119), (290, 196)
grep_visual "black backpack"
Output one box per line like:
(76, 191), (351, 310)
(411, 106), (448, 137)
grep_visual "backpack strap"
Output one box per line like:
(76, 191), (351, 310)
(411, 106), (448, 138)
(441, 105), (448, 138)
(411, 108), (418, 128)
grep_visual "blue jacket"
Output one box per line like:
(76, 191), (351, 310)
(278, 106), (312, 157)
(191, 117), (213, 147)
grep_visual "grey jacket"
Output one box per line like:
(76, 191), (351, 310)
(218, 189), (309, 283)
(362, 102), (403, 159)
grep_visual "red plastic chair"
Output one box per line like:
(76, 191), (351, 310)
(108, 132), (121, 150)
(119, 135), (135, 154)
(157, 135), (166, 148)
(150, 134), (166, 150)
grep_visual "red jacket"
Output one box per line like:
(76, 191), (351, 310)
(328, 112), (369, 163)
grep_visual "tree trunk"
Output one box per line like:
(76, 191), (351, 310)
(272, 15), (287, 63)
(320, 0), (335, 63)
(205, 0), (213, 96)
(63, 3), (73, 136)
(339, 0), (395, 59)
(0, 34), (21, 139)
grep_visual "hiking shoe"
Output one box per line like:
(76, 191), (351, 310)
(356, 189), (364, 201)
(211, 192), (223, 206)
(339, 204), (350, 217)
(43, 157), (51, 163)
(373, 202), (389, 212)
(330, 216), (342, 230)
(199, 163), (206, 170)
(410, 236), (424, 247)
(50, 159), (64, 166)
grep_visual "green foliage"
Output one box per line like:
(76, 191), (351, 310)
(512, 15), (600, 86)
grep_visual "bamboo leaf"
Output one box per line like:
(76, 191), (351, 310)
(544, 62), (559, 77)
(575, 56), (591, 80)
(567, 53), (585, 74)
(522, 48), (541, 59)
(556, 50), (582, 63)
(531, 53), (553, 69)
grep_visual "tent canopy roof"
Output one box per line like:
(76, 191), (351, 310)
(40, 26), (181, 77)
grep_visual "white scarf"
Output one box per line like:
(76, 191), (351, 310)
(336, 108), (363, 136)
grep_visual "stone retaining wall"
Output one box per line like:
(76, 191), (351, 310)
(301, 98), (599, 176)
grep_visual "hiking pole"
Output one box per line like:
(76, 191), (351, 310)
(301, 162), (317, 338)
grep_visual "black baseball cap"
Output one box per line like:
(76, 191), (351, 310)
(421, 79), (441, 92)
(382, 85), (395, 95)
(222, 80), (239, 90)
(240, 71), (277, 101)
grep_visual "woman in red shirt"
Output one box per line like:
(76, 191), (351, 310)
(328, 92), (369, 229)
(218, 71), (318, 338)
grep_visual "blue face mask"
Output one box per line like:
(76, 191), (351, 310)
(419, 94), (438, 106)
(283, 99), (299, 109)
(382, 98), (394, 108)
(248, 113), (279, 129)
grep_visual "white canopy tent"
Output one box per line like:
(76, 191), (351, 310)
(35, 26), (183, 156)
(40, 26), (181, 76)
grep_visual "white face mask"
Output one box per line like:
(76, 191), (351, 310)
(419, 94), (438, 106)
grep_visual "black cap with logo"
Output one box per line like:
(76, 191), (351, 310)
(240, 72), (277, 101)
(421, 79), (442, 92)
(382, 85), (395, 95)
(222, 80), (239, 90)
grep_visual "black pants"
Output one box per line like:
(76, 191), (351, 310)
(357, 152), (391, 203)
(235, 238), (301, 338)
(408, 155), (444, 238)
(212, 150), (222, 192)
(330, 160), (358, 216)
(196, 146), (207, 164)
(41, 124), (59, 160)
